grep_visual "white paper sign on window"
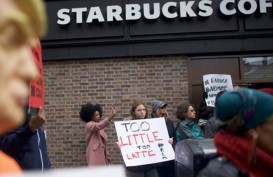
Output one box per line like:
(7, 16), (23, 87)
(203, 74), (233, 107)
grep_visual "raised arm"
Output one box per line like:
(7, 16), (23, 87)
(86, 107), (118, 133)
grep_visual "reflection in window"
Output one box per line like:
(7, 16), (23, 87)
(243, 56), (273, 80)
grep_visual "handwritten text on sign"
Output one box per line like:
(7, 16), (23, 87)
(203, 74), (233, 107)
(114, 118), (175, 167)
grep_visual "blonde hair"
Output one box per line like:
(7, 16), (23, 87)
(2, 0), (47, 45)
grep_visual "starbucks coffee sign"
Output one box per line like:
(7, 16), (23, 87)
(57, 0), (272, 25)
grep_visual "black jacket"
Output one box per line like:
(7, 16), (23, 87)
(0, 111), (51, 171)
(155, 119), (176, 177)
(166, 119), (176, 147)
(198, 156), (248, 177)
(204, 116), (218, 138)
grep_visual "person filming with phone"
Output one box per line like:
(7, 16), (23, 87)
(79, 103), (118, 166)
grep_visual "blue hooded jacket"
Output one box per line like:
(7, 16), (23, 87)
(0, 109), (51, 171)
(176, 120), (204, 142)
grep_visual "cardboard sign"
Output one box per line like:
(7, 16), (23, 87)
(29, 39), (44, 108)
(1, 166), (125, 177)
(114, 118), (175, 167)
(203, 74), (233, 107)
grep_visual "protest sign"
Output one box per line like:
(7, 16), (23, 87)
(203, 74), (233, 107)
(29, 39), (44, 108)
(114, 117), (175, 167)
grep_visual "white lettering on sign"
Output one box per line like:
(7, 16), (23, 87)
(57, 9), (70, 25)
(56, 0), (273, 25)
(180, 1), (197, 17)
(260, 0), (273, 13)
(143, 3), (160, 19)
(162, 2), (178, 18)
(219, 0), (236, 15)
(126, 4), (141, 20)
(238, 0), (257, 15)
(219, 0), (272, 16)
(86, 7), (105, 23)
(72, 8), (87, 23)
(198, 0), (213, 17)
(107, 6), (123, 22)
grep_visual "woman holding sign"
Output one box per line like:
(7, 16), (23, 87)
(80, 103), (118, 166)
(118, 100), (159, 177)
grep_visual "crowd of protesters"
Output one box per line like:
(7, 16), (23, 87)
(78, 87), (273, 177)
(0, 1), (273, 177)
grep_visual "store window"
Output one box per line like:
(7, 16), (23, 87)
(243, 56), (273, 81)
(188, 55), (273, 111)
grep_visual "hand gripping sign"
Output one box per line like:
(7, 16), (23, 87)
(115, 117), (175, 167)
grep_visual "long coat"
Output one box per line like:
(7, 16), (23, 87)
(85, 118), (110, 166)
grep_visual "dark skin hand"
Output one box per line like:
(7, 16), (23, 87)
(29, 107), (45, 132)
(107, 107), (118, 122)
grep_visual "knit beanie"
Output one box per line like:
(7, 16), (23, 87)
(215, 88), (273, 132)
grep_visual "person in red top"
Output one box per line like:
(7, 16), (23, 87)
(0, 0), (47, 173)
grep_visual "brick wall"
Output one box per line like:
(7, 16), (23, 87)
(43, 56), (189, 168)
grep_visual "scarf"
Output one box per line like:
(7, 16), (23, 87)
(186, 120), (204, 139)
(215, 132), (273, 177)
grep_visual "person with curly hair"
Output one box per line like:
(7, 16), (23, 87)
(175, 104), (204, 142)
(80, 103), (118, 166)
